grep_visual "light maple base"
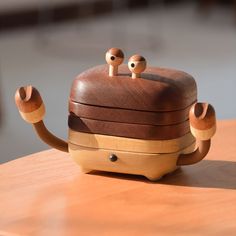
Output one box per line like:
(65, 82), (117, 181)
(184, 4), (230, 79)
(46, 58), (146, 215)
(69, 142), (196, 181)
(68, 129), (195, 154)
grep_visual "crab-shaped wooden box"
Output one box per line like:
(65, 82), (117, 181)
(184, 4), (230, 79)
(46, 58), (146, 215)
(15, 48), (216, 181)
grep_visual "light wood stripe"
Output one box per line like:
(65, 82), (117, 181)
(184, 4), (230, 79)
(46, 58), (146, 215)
(68, 129), (196, 154)
(19, 103), (45, 124)
(68, 142), (196, 181)
(190, 124), (216, 140)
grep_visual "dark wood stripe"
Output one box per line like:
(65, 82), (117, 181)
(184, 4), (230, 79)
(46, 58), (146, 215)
(68, 115), (190, 140)
(69, 101), (192, 126)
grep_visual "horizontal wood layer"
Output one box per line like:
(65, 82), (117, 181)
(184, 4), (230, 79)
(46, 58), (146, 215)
(70, 65), (197, 112)
(68, 129), (196, 153)
(68, 115), (190, 140)
(69, 142), (196, 181)
(69, 101), (192, 125)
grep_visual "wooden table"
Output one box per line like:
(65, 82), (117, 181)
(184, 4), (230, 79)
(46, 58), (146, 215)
(1, 120), (236, 236)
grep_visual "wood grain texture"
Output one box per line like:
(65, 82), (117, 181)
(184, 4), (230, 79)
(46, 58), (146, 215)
(68, 129), (196, 154)
(69, 101), (192, 125)
(70, 64), (197, 112)
(68, 115), (191, 140)
(1, 120), (236, 235)
(68, 142), (196, 181)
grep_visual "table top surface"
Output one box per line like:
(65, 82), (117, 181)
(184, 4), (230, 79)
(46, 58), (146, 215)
(1, 120), (236, 236)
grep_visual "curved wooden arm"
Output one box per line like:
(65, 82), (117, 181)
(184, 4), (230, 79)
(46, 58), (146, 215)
(33, 121), (68, 152)
(15, 86), (68, 153)
(177, 102), (216, 166)
(177, 140), (210, 165)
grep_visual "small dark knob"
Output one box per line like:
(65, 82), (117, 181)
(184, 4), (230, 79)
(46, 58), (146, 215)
(109, 154), (118, 162)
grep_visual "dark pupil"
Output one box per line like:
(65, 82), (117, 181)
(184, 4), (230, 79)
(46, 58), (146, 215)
(131, 63), (135, 68)
(110, 56), (115, 61)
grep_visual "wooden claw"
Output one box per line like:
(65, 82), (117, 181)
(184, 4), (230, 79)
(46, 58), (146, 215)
(15, 86), (68, 152)
(189, 102), (216, 140)
(15, 86), (43, 114)
(177, 102), (216, 166)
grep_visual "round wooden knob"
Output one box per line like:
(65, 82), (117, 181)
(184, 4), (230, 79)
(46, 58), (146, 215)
(189, 102), (216, 140)
(128, 54), (146, 79)
(105, 48), (124, 76)
(109, 154), (118, 162)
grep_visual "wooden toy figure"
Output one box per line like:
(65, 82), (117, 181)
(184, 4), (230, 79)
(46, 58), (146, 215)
(15, 48), (216, 181)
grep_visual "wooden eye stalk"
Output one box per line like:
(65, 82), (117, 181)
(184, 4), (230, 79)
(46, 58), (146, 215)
(128, 55), (146, 79)
(177, 102), (216, 165)
(105, 49), (147, 79)
(105, 48), (124, 77)
(15, 86), (68, 152)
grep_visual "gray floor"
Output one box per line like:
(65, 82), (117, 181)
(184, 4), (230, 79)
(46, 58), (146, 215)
(0, 3), (236, 163)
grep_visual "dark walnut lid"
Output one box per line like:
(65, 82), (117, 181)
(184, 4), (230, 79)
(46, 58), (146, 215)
(70, 65), (197, 112)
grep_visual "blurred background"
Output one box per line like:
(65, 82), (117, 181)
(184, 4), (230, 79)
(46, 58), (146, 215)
(0, 0), (235, 163)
